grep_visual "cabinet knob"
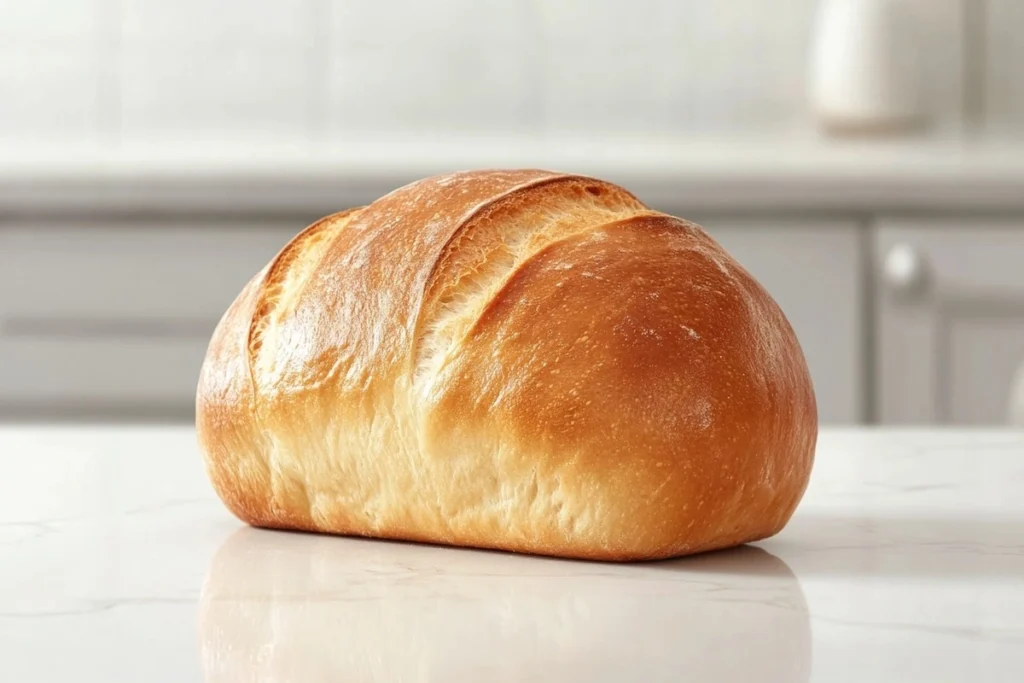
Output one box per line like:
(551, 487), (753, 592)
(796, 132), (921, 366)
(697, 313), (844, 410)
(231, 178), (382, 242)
(883, 243), (929, 299)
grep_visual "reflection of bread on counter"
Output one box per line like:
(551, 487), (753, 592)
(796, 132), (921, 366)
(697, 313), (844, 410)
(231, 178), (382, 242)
(200, 527), (811, 682)
(197, 170), (817, 561)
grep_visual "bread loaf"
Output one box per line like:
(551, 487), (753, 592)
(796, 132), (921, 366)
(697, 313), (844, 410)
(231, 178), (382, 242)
(196, 169), (816, 561)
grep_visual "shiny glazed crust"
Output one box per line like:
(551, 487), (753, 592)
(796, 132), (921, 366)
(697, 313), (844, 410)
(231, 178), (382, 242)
(196, 170), (817, 561)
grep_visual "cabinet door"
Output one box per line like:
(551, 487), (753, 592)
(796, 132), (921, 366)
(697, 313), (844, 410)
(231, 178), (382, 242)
(699, 219), (865, 424)
(0, 220), (298, 417)
(876, 219), (1024, 425)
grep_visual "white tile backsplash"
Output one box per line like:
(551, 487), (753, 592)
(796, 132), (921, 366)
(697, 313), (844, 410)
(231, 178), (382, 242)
(328, 42), (538, 136)
(120, 0), (316, 46)
(535, 0), (692, 44)
(686, 1), (816, 132)
(541, 0), (817, 134)
(540, 42), (691, 134)
(905, 0), (967, 133)
(327, 0), (539, 135)
(0, 0), (1016, 145)
(329, 0), (535, 49)
(118, 46), (313, 142)
(0, 46), (101, 138)
(0, 0), (100, 43)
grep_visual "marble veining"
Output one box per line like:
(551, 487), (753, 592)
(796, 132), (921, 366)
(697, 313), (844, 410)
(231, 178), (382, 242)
(0, 427), (1022, 682)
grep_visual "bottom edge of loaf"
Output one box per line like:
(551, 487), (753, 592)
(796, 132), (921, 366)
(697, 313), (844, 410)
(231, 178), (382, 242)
(236, 519), (784, 563)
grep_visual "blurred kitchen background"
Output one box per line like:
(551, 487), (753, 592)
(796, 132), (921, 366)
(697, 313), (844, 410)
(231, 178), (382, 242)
(1, 0), (1023, 426)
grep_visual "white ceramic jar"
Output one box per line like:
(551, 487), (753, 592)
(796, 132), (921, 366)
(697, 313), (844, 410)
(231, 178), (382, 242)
(809, 0), (925, 134)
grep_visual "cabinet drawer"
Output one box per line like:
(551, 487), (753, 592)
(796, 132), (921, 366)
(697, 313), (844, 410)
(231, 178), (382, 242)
(877, 222), (1024, 297)
(0, 220), (301, 416)
(0, 221), (296, 321)
(0, 337), (209, 408)
(876, 219), (1024, 425)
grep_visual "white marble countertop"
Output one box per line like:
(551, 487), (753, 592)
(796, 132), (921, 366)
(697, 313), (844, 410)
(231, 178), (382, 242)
(5, 137), (1024, 213)
(1, 426), (1022, 682)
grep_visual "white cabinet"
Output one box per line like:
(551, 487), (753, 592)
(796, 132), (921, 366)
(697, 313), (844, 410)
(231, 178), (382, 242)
(0, 215), (867, 423)
(9, 212), (1024, 426)
(0, 220), (297, 416)
(875, 219), (1024, 425)
(700, 218), (865, 424)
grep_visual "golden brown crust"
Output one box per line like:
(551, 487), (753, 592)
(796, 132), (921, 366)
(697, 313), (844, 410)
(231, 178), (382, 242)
(247, 208), (363, 377)
(195, 266), (270, 526)
(196, 170), (817, 561)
